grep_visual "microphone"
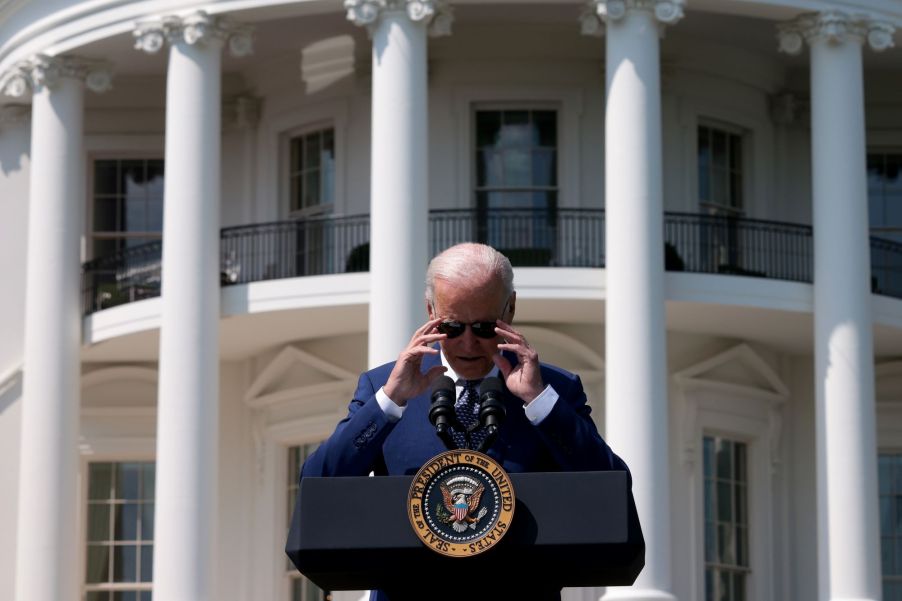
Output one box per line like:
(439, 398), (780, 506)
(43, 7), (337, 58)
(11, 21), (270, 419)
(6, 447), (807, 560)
(477, 377), (506, 453)
(429, 375), (457, 450)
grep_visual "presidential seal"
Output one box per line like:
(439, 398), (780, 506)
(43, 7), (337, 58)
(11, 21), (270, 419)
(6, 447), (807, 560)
(407, 450), (515, 557)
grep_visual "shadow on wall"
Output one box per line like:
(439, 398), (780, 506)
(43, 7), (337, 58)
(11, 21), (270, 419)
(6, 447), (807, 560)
(0, 115), (29, 176)
(0, 370), (22, 416)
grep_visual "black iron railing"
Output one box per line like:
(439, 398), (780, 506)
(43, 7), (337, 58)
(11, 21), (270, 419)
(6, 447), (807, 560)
(82, 240), (163, 314)
(664, 212), (814, 282)
(81, 209), (902, 315)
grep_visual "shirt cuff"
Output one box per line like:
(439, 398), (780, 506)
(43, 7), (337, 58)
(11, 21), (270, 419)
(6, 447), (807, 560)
(376, 387), (405, 422)
(523, 384), (558, 425)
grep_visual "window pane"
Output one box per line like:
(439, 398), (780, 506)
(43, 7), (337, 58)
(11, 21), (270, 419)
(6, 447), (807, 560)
(113, 545), (138, 582)
(729, 135), (742, 171)
(141, 503), (155, 540)
(86, 545), (110, 583)
(95, 161), (119, 195)
(476, 111), (501, 147)
(290, 176), (301, 213)
(736, 526), (748, 567)
(477, 150), (503, 187)
(736, 483), (747, 523)
(880, 494), (894, 536)
(711, 167), (728, 206)
(712, 130), (728, 168)
(881, 456), (894, 494)
(718, 523), (735, 565)
(142, 464), (155, 501)
(93, 237), (122, 260)
(112, 592), (138, 601)
(717, 440), (732, 479)
(87, 504), (111, 542)
(502, 149), (531, 187)
(534, 110), (556, 147)
(94, 197), (120, 232)
(115, 503), (140, 541)
(705, 569), (714, 601)
(733, 572), (746, 601)
(117, 464), (142, 500)
(304, 171), (320, 209)
(123, 165), (149, 233)
(718, 570), (730, 601)
(304, 134), (320, 169)
(140, 544), (153, 582)
(532, 149), (556, 187)
(140, 592), (152, 601)
(86, 592), (109, 601)
(89, 463), (114, 500)
(291, 138), (303, 172)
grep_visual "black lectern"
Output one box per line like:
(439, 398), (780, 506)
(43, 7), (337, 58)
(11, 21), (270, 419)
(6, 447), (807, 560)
(286, 470), (644, 596)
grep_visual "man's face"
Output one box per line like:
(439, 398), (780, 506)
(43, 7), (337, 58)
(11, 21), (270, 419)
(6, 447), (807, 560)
(428, 277), (513, 380)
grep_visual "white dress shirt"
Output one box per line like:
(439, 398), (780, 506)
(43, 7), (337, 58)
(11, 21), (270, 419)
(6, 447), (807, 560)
(375, 351), (559, 425)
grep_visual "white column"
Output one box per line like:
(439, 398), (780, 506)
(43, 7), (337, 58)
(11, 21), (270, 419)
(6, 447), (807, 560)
(583, 2), (682, 600)
(779, 13), (894, 601)
(345, 0), (452, 368)
(134, 13), (251, 601)
(1, 55), (110, 601)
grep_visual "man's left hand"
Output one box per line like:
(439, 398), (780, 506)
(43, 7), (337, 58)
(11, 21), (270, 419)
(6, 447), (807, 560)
(493, 320), (545, 404)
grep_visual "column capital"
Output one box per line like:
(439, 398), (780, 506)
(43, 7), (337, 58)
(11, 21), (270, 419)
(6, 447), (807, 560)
(777, 11), (896, 55)
(134, 11), (254, 57)
(344, 0), (454, 37)
(1, 55), (112, 98)
(580, 0), (684, 37)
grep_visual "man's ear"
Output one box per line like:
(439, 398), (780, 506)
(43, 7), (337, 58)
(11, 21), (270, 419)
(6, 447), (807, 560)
(426, 299), (436, 319)
(506, 291), (516, 321)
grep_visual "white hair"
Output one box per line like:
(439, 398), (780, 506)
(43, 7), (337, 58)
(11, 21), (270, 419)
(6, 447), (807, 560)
(425, 243), (514, 305)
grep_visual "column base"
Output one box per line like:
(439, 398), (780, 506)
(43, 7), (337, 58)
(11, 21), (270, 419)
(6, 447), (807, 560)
(601, 588), (676, 601)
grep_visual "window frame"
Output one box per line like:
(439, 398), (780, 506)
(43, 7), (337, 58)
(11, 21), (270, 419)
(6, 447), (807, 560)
(259, 99), (349, 222)
(261, 415), (344, 601)
(284, 124), (337, 219)
(702, 435), (752, 601)
(675, 359), (785, 601)
(697, 120), (747, 218)
(82, 460), (156, 601)
(85, 142), (165, 262)
(78, 442), (156, 601)
(452, 85), (584, 212)
(866, 149), (902, 242)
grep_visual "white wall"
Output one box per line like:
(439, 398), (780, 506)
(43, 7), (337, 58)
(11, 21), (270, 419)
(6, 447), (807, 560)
(0, 114), (29, 600)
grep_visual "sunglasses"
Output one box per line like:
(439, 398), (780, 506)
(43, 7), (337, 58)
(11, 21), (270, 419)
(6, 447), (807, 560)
(437, 319), (499, 339)
(433, 297), (511, 340)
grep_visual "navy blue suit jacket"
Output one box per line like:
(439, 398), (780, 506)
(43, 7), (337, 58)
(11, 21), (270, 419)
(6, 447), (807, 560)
(301, 351), (628, 478)
(298, 352), (631, 600)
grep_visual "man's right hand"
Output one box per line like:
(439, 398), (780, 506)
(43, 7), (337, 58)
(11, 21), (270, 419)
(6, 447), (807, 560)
(382, 317), (448, 407)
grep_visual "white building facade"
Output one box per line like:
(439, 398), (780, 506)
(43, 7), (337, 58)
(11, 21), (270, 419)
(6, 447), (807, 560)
(0, 1), (901, 601)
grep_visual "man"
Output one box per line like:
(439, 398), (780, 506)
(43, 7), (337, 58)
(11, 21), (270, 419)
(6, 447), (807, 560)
(298, 243), (631, 598)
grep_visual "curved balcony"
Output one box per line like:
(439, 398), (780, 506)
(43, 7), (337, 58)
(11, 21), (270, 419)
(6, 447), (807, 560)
(81, 209), (902, 315)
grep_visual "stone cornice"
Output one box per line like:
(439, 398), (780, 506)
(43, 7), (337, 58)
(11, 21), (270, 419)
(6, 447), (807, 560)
(0, 54), (112, 98)
(345, 0), (453, 37)
(778, 11), (896, 55)
(133, 11), (254, 57)
(580, 0), (684, 37)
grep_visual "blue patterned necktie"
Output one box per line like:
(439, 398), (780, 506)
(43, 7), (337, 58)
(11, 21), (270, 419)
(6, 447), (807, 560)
(452, 379), (484, 450)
